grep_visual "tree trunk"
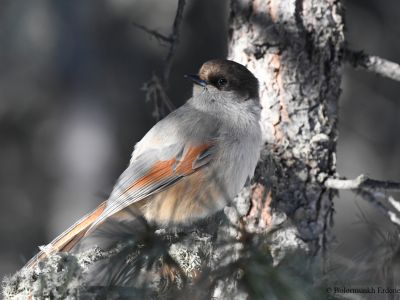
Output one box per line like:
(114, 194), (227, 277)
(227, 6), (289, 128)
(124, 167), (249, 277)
(229, 0), (345, 259)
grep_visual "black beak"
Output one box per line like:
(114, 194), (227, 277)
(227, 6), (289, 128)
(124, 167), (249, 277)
(184, 74), (207, 87)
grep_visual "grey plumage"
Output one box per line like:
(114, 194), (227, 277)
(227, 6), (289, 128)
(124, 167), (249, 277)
(23, 60), (263, 279)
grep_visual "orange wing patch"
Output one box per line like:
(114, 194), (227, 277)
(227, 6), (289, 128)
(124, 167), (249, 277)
(175, 143), (211, 175)
(124, 143), (213, 194)
(133, 159), (177, 189)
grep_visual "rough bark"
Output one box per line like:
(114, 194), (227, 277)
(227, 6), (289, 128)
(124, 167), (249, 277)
(228, 0), (345, 258)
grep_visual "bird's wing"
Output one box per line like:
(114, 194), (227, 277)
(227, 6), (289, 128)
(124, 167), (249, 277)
(91, 140), (215, 228)
(24, 142), (215, 269)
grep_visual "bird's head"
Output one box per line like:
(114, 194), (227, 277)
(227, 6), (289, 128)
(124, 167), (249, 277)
(185, 59), (259, 102)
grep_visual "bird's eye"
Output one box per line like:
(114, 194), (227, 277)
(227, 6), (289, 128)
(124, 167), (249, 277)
(217, 78), (227, 88)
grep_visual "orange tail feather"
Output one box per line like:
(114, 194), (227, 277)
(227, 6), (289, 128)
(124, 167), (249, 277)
(24, 201), (107, 269)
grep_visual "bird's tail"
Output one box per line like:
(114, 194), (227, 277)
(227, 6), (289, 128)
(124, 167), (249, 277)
(23, 201), (107, 270)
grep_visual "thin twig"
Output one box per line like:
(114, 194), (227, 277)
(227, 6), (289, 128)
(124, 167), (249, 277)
(162, 0), (186, 86)
(345, 49), (400, 82)
(325, 174), (400, 192)
(142, 74), (175, 120)
(133, 0), (186, 120)
(131, 21), (173, 44)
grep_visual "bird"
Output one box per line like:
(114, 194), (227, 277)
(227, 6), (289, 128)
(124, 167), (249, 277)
(24, 59), (262, 270)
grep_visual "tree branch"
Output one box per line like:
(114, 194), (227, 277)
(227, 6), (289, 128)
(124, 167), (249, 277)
(133, 0), (186, 120)
(162, 0), (186, 86)
(325, 175), (400, 226)
(325, 174), (400, 192)
(345, 49), (400, 82)
(142, 74), (175, 120)
(131, 21), (173, 44)
(357, 190), (400, 226)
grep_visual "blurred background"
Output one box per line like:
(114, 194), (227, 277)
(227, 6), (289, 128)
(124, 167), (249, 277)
(0, 0), (399, 282)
